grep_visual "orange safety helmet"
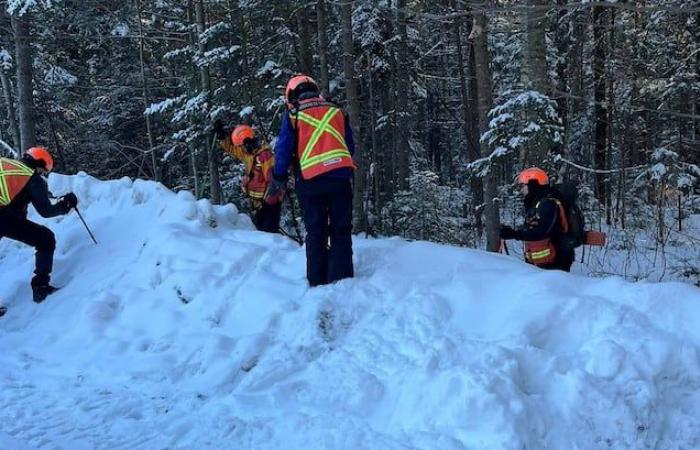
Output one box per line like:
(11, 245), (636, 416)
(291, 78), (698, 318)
(285, 74), (318, 104)
(25, 146), (54, 172)
(231, 125), (255, 146)
(516, 167), (549, 186)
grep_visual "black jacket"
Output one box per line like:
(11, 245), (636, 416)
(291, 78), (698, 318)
(515, 185), (575, 270)
(515, 188), (564, 242)
(1, 173), (69, 220)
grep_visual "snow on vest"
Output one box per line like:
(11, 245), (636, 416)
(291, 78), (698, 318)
(0, 158), (34, 207)
(291, 98), (355, 180)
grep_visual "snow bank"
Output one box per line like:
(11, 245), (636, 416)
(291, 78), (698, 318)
(1, 173), (700, 449)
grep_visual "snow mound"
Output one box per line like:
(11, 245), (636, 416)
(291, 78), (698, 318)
(1, 173), (700, 449)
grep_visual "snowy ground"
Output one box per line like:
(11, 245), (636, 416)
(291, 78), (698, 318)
(1, 173), (700, 450)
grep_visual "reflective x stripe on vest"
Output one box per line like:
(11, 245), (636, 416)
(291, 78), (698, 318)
(293, 100), (354, 179)
(0, 158), (34, 207)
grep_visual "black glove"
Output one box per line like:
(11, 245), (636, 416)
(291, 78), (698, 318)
(213, 119), (227, 140)
(59, 192), (78, 212)
(265, 175), (286, 205)
(499, 225), (519, 240)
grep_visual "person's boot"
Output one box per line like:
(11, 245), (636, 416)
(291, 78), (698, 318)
(32, 284), (59, 303)
(0, 304), (6, 317)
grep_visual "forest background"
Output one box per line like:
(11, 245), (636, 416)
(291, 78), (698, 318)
(1, 0), (699, 283)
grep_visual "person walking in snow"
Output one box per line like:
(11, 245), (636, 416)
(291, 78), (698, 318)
(267, 74), (356, 286)
(499, 167), (575, 272)
(0, 147), (78, 304)
(213, 122), (281, 233)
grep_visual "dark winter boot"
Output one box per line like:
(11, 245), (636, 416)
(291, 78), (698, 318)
(32, 284), (59, 303)
(0, 305), (6, 317)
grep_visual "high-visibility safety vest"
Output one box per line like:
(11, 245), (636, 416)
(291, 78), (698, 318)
(244, 149), (274, 202)
(290, 99), (355, 180)
(523, 198), (569, 266)
(217, 138), (274, 208)
(0, 158), (34, 207)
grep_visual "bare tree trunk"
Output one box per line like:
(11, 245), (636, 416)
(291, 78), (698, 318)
(228, 1), (254, 105)
(190, 143), (200, 197)
(554, 0), (569, 141)
(369, 71), (380, 232)
(296, 3), (314, 75)
(453, 6), (484, 236)
(521, 0), (549, 166)
(0, 68), (20, 150)
(696, 12), (700, 164)
(523, 0), (549, 92)
(593, 5), (608, 209)
(11, 13), (36, 151)
(566, 6), (585, 161)
(137, 0), (158, 181)
(468, 44), (485, 236)
(186, 0), (201, 198)
(194, 0), (222, 204)
(341, 0), (366, 232)
(605, 8), (616, 225)
(471, 11), (501, 252)
(316, 0), (330, 94)
(394, 0), (410, 191)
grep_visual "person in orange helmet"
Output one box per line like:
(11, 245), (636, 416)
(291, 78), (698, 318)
(267, 74), (356, 287)
(212, 122), (280, 233)
(0, 147), (78, 307)
(499, 167), (575, 272)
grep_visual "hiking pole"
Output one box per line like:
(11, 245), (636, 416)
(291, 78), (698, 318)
(74, 206), (98, 245)
(499, 239), (510, 255)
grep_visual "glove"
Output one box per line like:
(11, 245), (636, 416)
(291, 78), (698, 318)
(265, 175), (286, 205)
(240, 175), (250, 190)
(60, 192), (78, 210)
(499, 225), (518, 240)
(213, 119), (227, 140)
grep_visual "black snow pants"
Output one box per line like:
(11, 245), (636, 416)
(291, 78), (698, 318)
(296, 177), (354, 287)
(0, 210), (56, 286)
(253, 201), (282, 234)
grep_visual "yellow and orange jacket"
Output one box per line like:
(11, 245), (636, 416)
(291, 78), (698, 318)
(218, 139), (275, 208)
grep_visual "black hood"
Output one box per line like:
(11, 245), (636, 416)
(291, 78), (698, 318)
(524, 182), (550, 209)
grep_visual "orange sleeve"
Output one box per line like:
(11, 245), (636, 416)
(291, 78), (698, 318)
(218, 139), (246, 162)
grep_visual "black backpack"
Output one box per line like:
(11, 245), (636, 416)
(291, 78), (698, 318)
(550, 182), (586, 248)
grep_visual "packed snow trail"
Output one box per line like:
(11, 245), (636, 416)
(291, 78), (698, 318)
(1, 173), (700, 450)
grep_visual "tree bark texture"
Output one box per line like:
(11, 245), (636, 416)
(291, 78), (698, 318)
(593, 5), (608, 207)
(296, 3), (314, 75)
(394, 0), (410, 191)
(137, 0), (159, 181)
(316, 0), (330, 94)
(471, 11), (501, 252)
(522, 0), (549, 166)
(195, 0), (222, 204)
(340, 0), (366, 231)
(0, 68), (20, 151)
(11, 13), (36, 151)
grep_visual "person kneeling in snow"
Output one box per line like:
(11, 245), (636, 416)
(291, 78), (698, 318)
(213, 122), (281, 233)
(499, 167), (574, 272)
(0, 147), (78, 303)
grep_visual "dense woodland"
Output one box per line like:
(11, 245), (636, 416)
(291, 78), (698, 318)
(1, 0), (699, 259)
